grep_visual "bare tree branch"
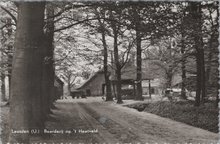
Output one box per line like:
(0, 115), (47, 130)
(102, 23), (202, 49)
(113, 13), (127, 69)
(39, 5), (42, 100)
(0, 6), (17, 25)
(54, 17), (99, 32)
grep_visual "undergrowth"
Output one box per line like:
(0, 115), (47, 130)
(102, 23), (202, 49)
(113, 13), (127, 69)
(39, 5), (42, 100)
(126, 100), (218, 133)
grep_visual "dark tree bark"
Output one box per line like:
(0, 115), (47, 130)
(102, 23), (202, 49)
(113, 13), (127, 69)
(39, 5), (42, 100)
(181, 52), (187, 99)
(0, 72), (6, 101)
(180, 11), (187, 100)
(195, 51), (202, 106)
(96, 11), (113, 101)
(180, 31), (187, 100)
(6, 18), (13, 101)
(102, 32), (113, 101)
(8, 69), (11, 100)
(190, 2), (205, 106)
(67, 76), (71, 95)
(113, 27), (122, 104)
(148, 80), (151, 98)
(216, 77), (219, 108)
(9, 2), (45, 143)
(166, 66), (173, 89)
(110, 51), (117, 99)
(135, 9), (143, 101)
(0, 31), (6, 101)
(46, 5), (56, 110)
(206, 33), (214, 88)
(109, 10), (122, 104)
(41, 3), (56, 117)
(215, 4), (219, 108)
(200, 48), (206, 104)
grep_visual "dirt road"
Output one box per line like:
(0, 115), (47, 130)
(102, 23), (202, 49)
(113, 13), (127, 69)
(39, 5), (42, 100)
(31, 97), (218, 143)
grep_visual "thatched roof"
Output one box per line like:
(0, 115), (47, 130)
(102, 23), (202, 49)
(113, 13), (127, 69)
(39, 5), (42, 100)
(76, 60), (162, 89)
(76, 70), (103, 90)
(111, 69), (153, 81)
(109, 62), (154, 81)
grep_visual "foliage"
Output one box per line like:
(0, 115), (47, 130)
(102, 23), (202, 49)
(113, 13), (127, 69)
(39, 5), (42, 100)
(0, 2), (16, 75)
(127, 100), (218, 133)
(0, 1), (218, 103)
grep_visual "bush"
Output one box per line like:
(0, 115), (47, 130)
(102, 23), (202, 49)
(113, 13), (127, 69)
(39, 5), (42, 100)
(126, 100), (218, 133)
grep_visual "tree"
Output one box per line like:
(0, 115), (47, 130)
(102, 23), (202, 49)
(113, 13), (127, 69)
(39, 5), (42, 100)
(9, 2), (45, 143)
(133, 6), (143, 100)
(171, 2), (193, 100)
(144, 37), (181, 93)
(106, 3), (135, 103)
(122, 2), (176, 100)
(83, 5), (114, 101)
(188, 2), (206, 106)
(0, 26), (7, 101)
(1, 21), (13, 101)
(41, 2), (56, 117)
(109, 7), (123, 104)
(176, 3), (188, 100)
(95, 8), (113, 101)
(77, 2), (136, 102)
(202, 2), (219, 107)
(174, 2), (218, 106)
(0, 3), (16, 102)
(58, 66), (78, 95)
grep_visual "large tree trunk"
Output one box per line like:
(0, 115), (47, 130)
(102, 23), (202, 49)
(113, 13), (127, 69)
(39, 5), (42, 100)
(47, 5), (56, 110)
(8, 72), (11, 100)
(114, 35), (122, 103)
(205, 33), (214, 92)
(200, 48), (206, 104)
(116, 67), (122, 103)
(0, 72), (6, 101)
(41, 3), (56, 117)
(110, 51), (117, 99)
(0, 32), (6, 101)
(101, 30), (113, 101)
(67, 77), (71, 95)
(113, 27), (122, 104)
(195, 51), (202, 106)
(135, 10), (143, 101)
(9, 2), (45, 143)
(6, 18), (13, 101)
(190, 2), (204, 106)
(166, 67), (173, 89)
(196, 3), (206, 104)
(216, 77), (219, 108)
(109, 11), (122, 104)
(215, 5), (219, 108)
(180, 32), (187, 100)
(96, 9), (113, 101)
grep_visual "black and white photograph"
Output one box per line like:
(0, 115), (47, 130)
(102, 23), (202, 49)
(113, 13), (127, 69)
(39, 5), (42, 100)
(0, 1), (219, 143)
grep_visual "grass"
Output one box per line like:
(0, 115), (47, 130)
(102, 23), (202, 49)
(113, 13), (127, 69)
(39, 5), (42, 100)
(126, 100), (218, 133)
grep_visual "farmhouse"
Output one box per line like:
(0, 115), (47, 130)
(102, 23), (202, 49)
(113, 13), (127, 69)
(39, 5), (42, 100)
(75, 60), (162, 99)
(74, 58), (194, 100)
(75, 70), (106, 96)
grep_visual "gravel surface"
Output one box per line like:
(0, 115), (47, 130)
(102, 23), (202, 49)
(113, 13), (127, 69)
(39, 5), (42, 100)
(29, 97), (219, 143)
